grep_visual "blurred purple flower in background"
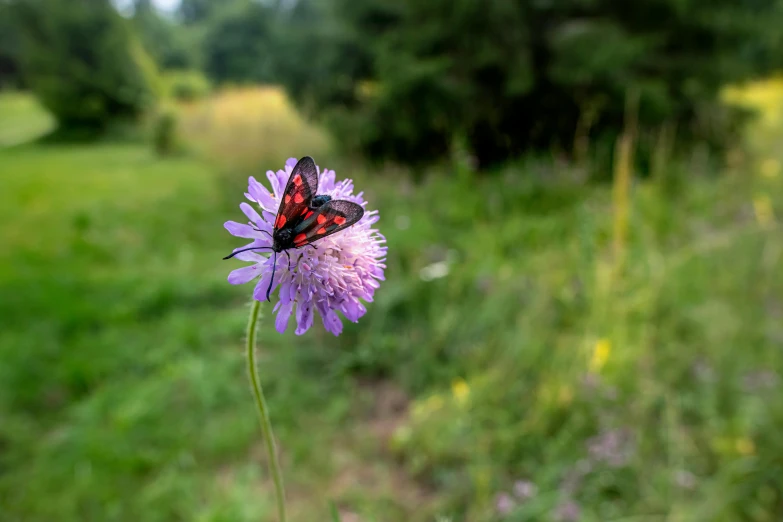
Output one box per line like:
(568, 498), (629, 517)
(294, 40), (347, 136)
(554, 499), (582, 522)
(586, 428), (635, 468)
(495, 492), (515, 515)
(225, 158), (386, 335)
(513, 479), (538, 500)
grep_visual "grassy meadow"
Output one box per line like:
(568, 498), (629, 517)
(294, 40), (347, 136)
(1, 86), (782, 522)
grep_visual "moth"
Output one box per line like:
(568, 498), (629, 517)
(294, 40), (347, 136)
(224, 156), (364, 300)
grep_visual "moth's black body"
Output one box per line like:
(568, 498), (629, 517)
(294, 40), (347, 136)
(224, 157), (364, 301)
(311, 194), (332, 208)
(271, 195), (333, 252)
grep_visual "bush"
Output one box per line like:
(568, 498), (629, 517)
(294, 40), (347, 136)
(16, 0), (159, 133)
(201, 1), (278, 85)
(162, 70), (211, 102)
(151, 109), (178, 156)
(282, 0), (783, 168)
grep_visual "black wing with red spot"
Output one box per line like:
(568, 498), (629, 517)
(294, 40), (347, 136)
(273, 156), (318, 230)
(291, 200), (365, 248)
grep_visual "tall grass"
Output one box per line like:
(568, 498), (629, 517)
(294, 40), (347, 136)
(176, 86), (330, 172)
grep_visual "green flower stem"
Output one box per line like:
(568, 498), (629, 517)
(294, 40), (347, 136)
(246, 299), (287, 522)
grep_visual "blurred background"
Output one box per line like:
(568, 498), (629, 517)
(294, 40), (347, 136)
(1, 0), (782, 520)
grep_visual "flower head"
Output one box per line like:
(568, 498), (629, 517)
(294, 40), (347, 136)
(225, 158), (386, 336)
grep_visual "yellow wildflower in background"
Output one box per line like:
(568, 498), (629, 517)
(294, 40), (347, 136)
(451, 378), (471, 405)
(753, 195), (777, 229)
(735, 437), (756, 456)
(412, 394), (444, 420)
(558, 385), (573, 405)
(760, 158), (780, 179)
(590, 338), (611, 372)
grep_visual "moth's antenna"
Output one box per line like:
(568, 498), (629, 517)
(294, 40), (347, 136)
(223, 245), (273, 260)
(266, 251), (277, 302)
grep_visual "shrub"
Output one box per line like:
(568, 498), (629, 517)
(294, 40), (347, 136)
(162, 70), (211, 102)
(16, 0), (159, 133)
(151, 108), (178, 156)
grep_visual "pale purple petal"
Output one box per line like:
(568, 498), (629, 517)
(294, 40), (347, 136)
(275, 171), (288, 192)
(266, 170), (282, 197)
(285, 157), (298, 169)
(295, 300), (314, 335)
(224, 221), (261, 239)
(240, 202), (262, 225)
(247, 176), (266, 203)
(275, 301), (294, 333)
(228, 265), (262, 285)
(341, 299), (366, 322)
(247, 177), (277, 211)
(277, 279), (292, 305)
(253, 270), (275, 302)
(317, 301), (343, 335)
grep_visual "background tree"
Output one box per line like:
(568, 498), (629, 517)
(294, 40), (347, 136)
(16, 0), (159, 133)
(131, 0), (195, 70)
(0, 0), (23, 88)
(283, 0), (783, 168)
(201, 0), (278, 85)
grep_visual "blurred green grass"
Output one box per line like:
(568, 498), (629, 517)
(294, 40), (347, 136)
(0, 91), (56, 147)
(1, 89), (783, 521)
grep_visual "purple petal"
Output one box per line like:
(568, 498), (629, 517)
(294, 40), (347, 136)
(277, 280), (292, 305)
(253, 270), (275, 302)
(275, 169), (289, 191)
(239, 202), (261, 224)
(247, 176), (264, 203)
(248, 177), (277, 211)
(319, 169), (335, 191)
(341, 299), (366, 322)
(295, 300), (314, 335)
(285, 157), (298, 169)
(266, 170), (282, 197)
(228, 265), (262, 285)
(317, 302), (343, 336)
(275, 301), (294, 333)
(225, 221), (260, 239)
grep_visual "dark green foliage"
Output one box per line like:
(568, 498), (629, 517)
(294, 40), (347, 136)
(16, 0), (158, 133)
(177, 0), (219, 25)
(283, 0), (783, 167)
(162, 69), (211, 102)
(131, 0), (197, 70)
(0, 1), (23, 88)
(152, 109), (177, 156)
(200, 1), (279, 85)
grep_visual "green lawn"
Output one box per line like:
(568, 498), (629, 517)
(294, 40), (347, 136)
(0, 91), (56, 147)
(1, 92), (783, 521)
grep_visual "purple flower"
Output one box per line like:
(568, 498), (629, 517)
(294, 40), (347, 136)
(554, 499), (581, 522)
(495, 492), (515, 515)
(225, 158), (386, 336)
(513, 479), (538, 501)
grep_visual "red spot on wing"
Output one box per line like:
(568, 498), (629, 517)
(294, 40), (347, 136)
(334, 216), (347, 225)
(285, 195), (291, 204)
(293, 174), (302, 187)
(294, 192), (304, 204)
(304, 210), (314, 219)
(275, 215), (287, 229)
(300, 207), (308, 215)
(294, 233), (307, 244)
(317, 214), (327, 224)
(317, 227), (327, 235)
